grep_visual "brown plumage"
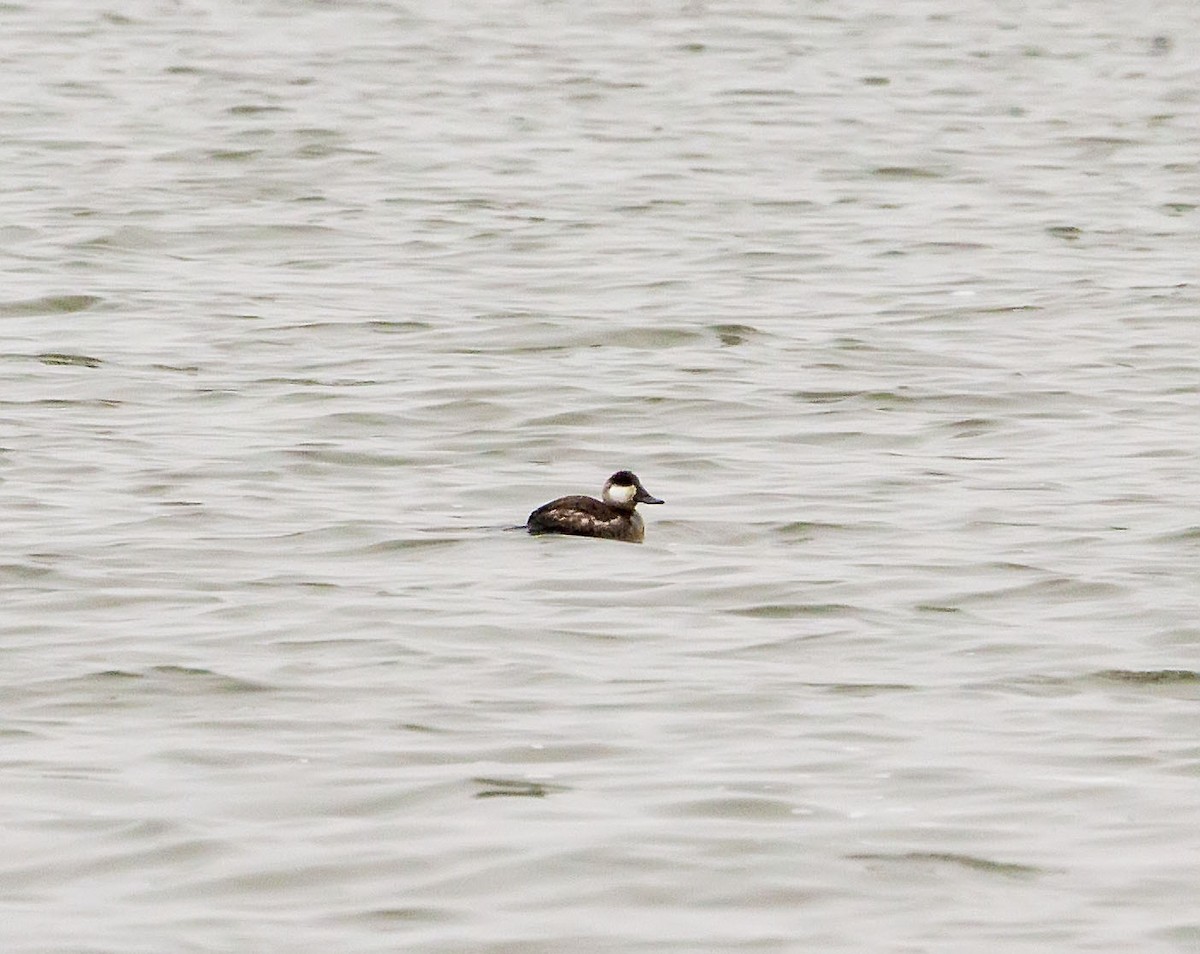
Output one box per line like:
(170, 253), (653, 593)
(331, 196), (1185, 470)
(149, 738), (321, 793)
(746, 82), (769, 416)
(527, 471), (664, 543)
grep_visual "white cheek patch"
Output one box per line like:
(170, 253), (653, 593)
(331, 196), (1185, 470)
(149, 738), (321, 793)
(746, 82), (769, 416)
(607, 483), (637, 504)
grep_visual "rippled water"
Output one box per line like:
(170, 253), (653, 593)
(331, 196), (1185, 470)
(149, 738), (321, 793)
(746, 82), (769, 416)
(4, 2), (1200, 952)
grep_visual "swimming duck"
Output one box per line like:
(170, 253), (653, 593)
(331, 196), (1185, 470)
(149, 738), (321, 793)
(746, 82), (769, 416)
(527, 470), (663, 543)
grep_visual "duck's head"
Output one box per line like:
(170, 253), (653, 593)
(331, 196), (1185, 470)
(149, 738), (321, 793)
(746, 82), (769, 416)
(602, 471), (664, 510)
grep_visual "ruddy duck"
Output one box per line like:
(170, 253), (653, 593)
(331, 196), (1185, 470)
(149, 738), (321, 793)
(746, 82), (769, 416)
(527, 471), (664, 543)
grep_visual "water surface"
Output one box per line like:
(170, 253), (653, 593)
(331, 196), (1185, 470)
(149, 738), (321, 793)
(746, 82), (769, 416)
(3, 2), (1200, 951)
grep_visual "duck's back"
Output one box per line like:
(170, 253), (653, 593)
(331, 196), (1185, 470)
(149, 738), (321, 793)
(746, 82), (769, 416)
(527, 495), (644, 542)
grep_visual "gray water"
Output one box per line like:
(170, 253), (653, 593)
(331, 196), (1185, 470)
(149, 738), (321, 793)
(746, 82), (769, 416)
(4, 1), (1200, 951)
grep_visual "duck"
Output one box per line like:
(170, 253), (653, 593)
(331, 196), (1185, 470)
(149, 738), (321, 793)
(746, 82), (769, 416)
(526, 470), (663, 543)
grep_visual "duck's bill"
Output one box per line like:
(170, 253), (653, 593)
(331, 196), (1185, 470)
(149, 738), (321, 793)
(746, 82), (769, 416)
(636, 490), (664, 504)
